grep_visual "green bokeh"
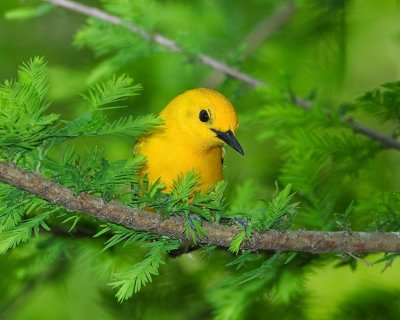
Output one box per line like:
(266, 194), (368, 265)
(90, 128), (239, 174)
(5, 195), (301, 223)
(1, 0), (400, 319)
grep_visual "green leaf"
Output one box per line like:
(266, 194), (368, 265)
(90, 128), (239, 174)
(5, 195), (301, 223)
(356, 81), (400, 123)
(100, 224), (158, 252)
(58, 112), (161, 140)
(5, 4), (53, 20)
(93, 225), (112, 238)
(252, 184), (298, 232)
(183, 215), (207, 244)
(226, 251), (259, 271)
(110, 239), (179, 302)
(334, 201), (354, 231)
(228, 230), (247, 254)
(238, 253), (283, 285)
(0, 211), (53, 254)
(0, 57), (59, 155)
(81, 74), (142, 110)
(62, 215), (81, 232)
(95, 115), (162, 137)
(171, 170), (201, 202)
(44, 149), (145, 197)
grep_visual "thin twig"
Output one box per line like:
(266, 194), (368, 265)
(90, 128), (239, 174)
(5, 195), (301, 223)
(44, 0), (400, 152)
(346, 118), (400, 150)
(46, 0), (264, 88)
(1, 162), (400, 254)
(347, 252), (374, 266)
(241, 1), (296, 59)
(291, 95), (400, 150)
(202, 0), (296, 87)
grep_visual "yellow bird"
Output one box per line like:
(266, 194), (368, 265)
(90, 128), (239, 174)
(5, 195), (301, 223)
(135, 88), (244, 193)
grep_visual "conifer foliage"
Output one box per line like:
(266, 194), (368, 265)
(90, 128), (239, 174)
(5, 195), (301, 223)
(2, 0), (400, 319)
(0, 57), (168, 300)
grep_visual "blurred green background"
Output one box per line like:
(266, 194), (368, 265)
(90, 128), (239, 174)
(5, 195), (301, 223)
(1, 0), (400, 319)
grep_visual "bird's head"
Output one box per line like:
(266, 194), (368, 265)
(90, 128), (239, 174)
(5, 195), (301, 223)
(160, 88), (244, 155)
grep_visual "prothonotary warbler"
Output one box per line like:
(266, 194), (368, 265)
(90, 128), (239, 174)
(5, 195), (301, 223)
(135, 88), (244, 193)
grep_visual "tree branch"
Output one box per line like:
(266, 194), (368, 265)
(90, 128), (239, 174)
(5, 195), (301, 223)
(45, 0), (264, 88)
(241, 1), (296, 60)
(291, 95), (400, 150)
(0, 161), (399, 254)
(345, 118), (400, 150)
(44, 0), (400, 152)
(202, 1), (296, 88)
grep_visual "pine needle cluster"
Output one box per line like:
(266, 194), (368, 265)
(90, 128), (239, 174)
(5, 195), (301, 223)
(0, 58), (299, 304)
(254, 84), (400, 234)
(2, 1), (400, 318)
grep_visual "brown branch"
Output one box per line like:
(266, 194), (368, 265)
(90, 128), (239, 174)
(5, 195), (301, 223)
(0, 161), (399, 254)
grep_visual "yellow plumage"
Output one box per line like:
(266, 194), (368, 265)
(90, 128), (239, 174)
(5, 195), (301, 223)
(135, 88), (243, 193)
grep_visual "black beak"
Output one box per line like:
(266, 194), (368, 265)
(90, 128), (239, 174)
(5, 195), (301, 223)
(211, 129), (244, 155)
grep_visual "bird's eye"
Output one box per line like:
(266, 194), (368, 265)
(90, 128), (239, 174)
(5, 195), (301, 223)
(199, 109), (210, 122)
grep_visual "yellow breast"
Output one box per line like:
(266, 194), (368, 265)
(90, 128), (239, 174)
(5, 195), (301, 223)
(135, 88), (243, 193)
(136, 131), (223, 193)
